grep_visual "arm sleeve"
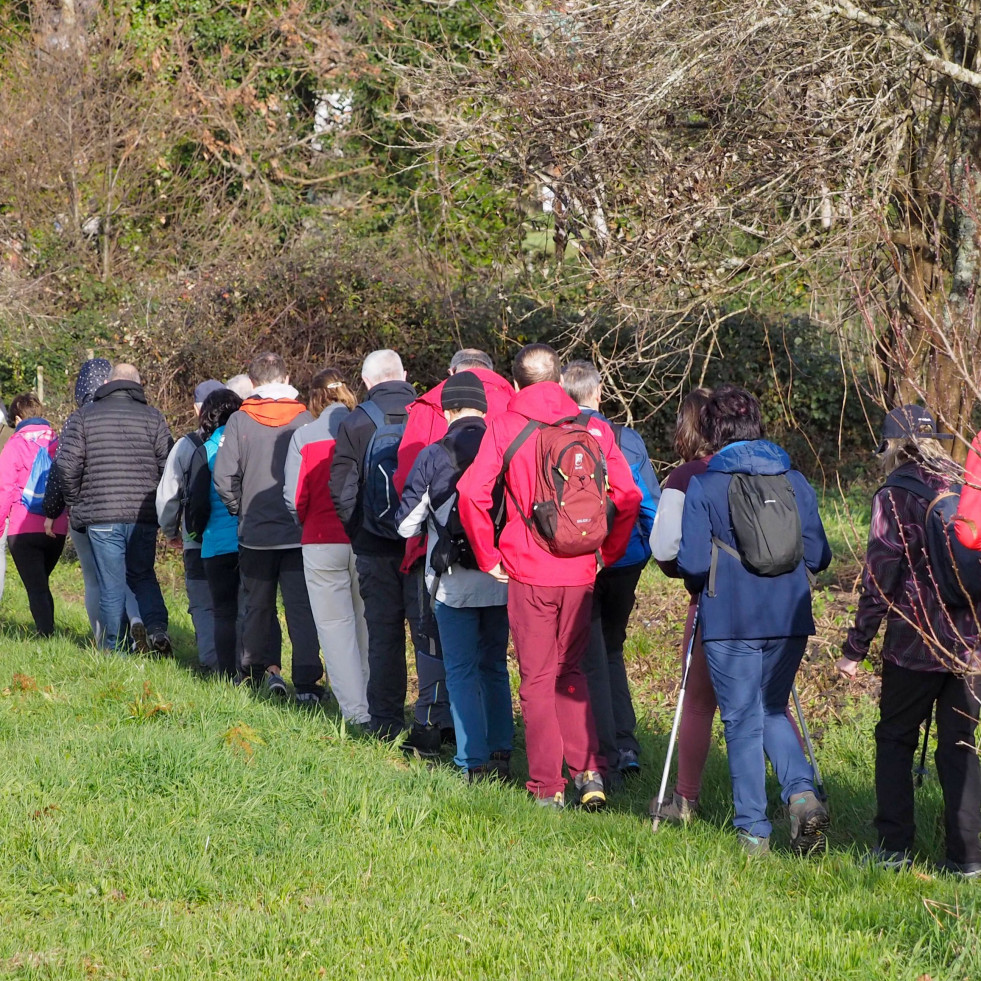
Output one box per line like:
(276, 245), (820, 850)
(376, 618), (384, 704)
(42, 459), (67, 519)
(155, 415), (174, 477)
(212, 415), (243, 516)
(328, 412), (363, 534)
(395, 453), (432, 539)
(156, 438), (188, 538)
(677, 478), (713, 594)
(842, 490), (907, 661)
(56, 413), (85, 508)
(599, 437), (643, 566)
(795, 474), (832, 573)
(283, 432), (304, 523)
(456, 423), (506, 573)
(0, 438), (21, 524)
(395, 401), (438, 495)
(956, 432), (981, 548)
(651, 487), (686, 571)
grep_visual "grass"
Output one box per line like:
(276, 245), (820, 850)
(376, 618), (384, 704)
(0, 559), (979, 980)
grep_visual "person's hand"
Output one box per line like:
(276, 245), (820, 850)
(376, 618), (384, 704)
(835, 656), (860, 680)
(43, 517), (55, 538)
(166, 537), (183, 550)
(487, 562), (509, 583)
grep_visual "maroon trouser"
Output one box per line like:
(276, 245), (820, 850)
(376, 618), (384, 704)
(508, 579), (603, 797)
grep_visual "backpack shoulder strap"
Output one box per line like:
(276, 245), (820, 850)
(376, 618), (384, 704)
(707, 538), (741, 598)
(185, 431), (205, 449)
(883, 471), (934, 503)
(360, 400), (385, 429)
(502, 420), (542, 471)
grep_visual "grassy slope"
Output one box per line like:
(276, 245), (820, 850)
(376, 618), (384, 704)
(0, 553), (979, 981)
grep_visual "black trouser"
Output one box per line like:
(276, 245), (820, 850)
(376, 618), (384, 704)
(582, 561), (645, 770)
(8, 532), (65, 636)
(203, 551), (240, 679)
(875, 660), (981, 864)
(238, 546), (323, 692)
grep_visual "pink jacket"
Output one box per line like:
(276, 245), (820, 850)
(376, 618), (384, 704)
(0, 420), (68, 536)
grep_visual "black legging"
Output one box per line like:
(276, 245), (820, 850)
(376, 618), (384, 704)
(8, 532), (65, 636)
(203, 550), (240, 678)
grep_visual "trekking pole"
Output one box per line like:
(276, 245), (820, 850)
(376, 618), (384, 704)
(651, 608), (699, 833)
(915, 708), (931, 787)
(791, 684), (827, 803)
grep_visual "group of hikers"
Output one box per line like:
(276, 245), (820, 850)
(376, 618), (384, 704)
(1, 342), (980, 876)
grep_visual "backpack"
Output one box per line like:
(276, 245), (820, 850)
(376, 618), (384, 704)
(20, 434), (56, 515)
(359, 400), (407, 540)
(502, 414), (610, 558)
(429, 431), (483, 576)
(177, 433), (210, 543)
(708, 472), (804, 595)
(885, 472), (981, 609)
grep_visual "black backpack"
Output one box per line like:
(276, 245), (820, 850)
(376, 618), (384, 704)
(708, 472), (804, 596)
(180, 433), (211, 544)
(429, 435), (482, 576)
(359, 400), (407, 539)
(885, 472), (981, 609)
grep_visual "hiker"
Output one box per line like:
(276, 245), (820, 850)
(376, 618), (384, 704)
(213, 352), (324, 701)
(156, 379), (225, 673)
(677, 384), (831, 855)
(193, 388), (245, 680)
(457, 344), (642, 809)
(0, 397), (7, 605)
(284, 368), (370, 725)
(396, 371), (513, 780)
(0, 393), (68, 635)
(224, 374), (254, 399)
(43, 358), (146, 645)
(329, 349), (452, 744)
(837, 406), (981, 877)
(392, 347), (514, 752)
(561, 360), (660, 783)
(55, 363), (174, 654)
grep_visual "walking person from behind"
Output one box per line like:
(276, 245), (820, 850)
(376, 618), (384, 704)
(837, 406), (981, 877)
(678, 385), (831, 855)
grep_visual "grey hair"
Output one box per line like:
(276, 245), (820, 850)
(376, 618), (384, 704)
(450, 348), (493, 372)
(224, 374), (254, 399)
(362, 349), (404, 385)
(561, 359), (602, 406)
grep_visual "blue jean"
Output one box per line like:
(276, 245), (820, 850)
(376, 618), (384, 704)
(434, 601), (513, 772)
(702, 635), (814, 837)
(71, 526), (142, 642)
(87, 523), (168, 651)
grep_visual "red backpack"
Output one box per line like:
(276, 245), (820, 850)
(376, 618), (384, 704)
(502, 414), (610, 557)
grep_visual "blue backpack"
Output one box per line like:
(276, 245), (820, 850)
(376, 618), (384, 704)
(21, 437), (56, 515)
(359, 400), (407, 539)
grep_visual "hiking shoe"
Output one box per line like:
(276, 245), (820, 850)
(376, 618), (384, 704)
(401, 723), (442, 758)
(263, 672), (288, 698)
(938, 859), (981, 879)
(489, 751), (512, 780)
(148, 631), (173, 657)
(575, 770), (607, 811)
(737, 830), (771, 856)
(650, 791), (699, 826)
(441, 727), (457, 747)
(295, 689), (324, 707)
(617, 748), (641, 777)
(466, 765), (494, 784)
(535, 791), (565, 810)
(865, 847), (913, 871)
(788, 790), (829, 855)
(130, 620), (149, 654)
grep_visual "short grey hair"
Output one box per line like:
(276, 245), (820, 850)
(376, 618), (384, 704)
(224, 374), (254, 399)
(450, 348), (493, 372)
(248, 352), (288, 386)
(362, 349), (404, 385)
(561, 360), (602, 406)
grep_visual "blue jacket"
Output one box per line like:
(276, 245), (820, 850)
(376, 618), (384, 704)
(678, 440), (831, 641)
(579, 408), (660, 568)
(202, 426), (239, 560)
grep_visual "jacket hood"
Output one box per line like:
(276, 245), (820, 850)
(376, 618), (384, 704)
(93, 380), (148, 404)
(252, 382), (298, 401)
(74, 358), (112, 407)
(706, 439), (791, 476)
(414, 369), (514, 412)
(13, 417), (52, 433)
(240, 396), (308, 428)
(509, 381), (580, 424)
(369, 379), (418, 402)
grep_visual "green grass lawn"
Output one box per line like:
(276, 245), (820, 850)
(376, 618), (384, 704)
(0, 559), (979, 980)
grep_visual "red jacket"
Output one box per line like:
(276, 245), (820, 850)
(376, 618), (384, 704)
(395, 367), (514, 570)
(456, 382), (642, 587)
(956, 431), (981, 549)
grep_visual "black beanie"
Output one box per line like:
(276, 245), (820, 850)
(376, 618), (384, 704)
(441, 370), (488, 413)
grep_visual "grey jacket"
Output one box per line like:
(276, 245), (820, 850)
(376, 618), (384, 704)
(156, 431), (204, 548)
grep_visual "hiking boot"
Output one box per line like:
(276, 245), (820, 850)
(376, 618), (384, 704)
(440, 727), (457, 747)
(401, 723), (442, 758)
(489, 751), (512, 780)
(864, 847), (913, 871)
(788, 790), (829, 855)
(295, 689), (324, 707)
(535, 791), (565, 810)
(130, 620), (149, 654)
(263, 672), (288, 698)
(575, 770), (607, 811)
(938, 859), (981, 879)
(466, 765), (494, 784)
(148, 631), (173, 657)
(737, 830), (771, 856)
(617, 748), (641, 777)
(650, 791), (699, 826)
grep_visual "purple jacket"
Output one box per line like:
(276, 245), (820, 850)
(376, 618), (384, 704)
(843, 461), (980, 673)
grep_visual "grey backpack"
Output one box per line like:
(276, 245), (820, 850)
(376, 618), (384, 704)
(708, 473), (804, 596)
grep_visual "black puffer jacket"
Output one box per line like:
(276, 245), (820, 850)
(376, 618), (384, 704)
(57, 380), (173, 527)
